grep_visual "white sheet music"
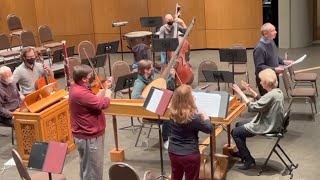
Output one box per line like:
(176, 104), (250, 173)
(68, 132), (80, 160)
(146, 89), (163, 113)
(285, 54), (307, 68)
(192, 92), (221, 117)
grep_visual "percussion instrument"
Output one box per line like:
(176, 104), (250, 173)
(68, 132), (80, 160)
(123, 31), (152, 49)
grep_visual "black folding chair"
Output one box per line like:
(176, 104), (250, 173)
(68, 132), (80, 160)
(258, 110), (298, 179)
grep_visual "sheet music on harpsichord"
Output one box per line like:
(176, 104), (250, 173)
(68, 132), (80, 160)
(192, 91), (230, 118)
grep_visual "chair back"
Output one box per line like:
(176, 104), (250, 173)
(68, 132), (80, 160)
(69, 57), (81, 82)
(198, 60), (218, 84)
(7, 14), (23, 32)
(0, 33), (11, 50)
(111, 61), (131, 88)
(109, 163), (140, 180)
(20, 30), (37, 47)
(281, 69), (292, 96)
(12, 149), (32, 180)
(287, 66), (296, 80)
(38, 25), (54, 44)
(78, 40), (95, 60)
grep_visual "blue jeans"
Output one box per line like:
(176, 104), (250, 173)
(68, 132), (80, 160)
(231, 119), (255, 161)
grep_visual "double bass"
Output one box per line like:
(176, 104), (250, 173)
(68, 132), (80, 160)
(34, 49), (58, 91)
(165, 4), (193, 85)
(141, 17), (195, 97)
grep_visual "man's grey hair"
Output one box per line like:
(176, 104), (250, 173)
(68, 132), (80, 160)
(0, 66), (11, 78)
(261, 22), (272, 35)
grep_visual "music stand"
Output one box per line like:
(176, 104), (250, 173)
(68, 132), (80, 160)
(140, 16), (163, 64)
(153, 38), (178, 69)
(219, 48), (247, 80)
(114, 72), (140, 132)
(96, 41), (120, 76)
(202, 70), (234, 91)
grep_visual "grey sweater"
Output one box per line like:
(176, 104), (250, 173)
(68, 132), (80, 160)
(244, 88), (284, 134)
(253, 38), (284, 75)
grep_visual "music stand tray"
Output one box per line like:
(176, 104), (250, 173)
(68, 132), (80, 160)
(152, 38), (179, 52)
(140, 16), (163, 28)
(96, 41), (119, 56)
(202, 70), (234, 91)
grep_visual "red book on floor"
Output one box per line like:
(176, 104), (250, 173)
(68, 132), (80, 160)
(42, 141), (68, 174)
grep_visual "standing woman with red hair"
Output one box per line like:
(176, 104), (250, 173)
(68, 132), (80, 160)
(168, 84), (214, 180)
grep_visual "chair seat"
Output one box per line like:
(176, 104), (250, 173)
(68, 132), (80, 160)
(262, 133), (282, 138)
(291, 88), (316, 97)
(31, 171), (66, 180)
(43, 42), (63, 49)
(11, 30), (23, 36)
(294, 73), (317, 81)
(142, 118), (161, 125)
(0, 50), (20, 57)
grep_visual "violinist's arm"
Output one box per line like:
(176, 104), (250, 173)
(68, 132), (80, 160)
(96, 89), (106, 98)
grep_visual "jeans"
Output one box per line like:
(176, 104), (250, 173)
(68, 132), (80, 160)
(231, 119), (255, 161)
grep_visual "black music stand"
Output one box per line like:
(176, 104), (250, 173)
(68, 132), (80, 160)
(140, 16), (163, 64)
(96, 41), (120, 76)
(152, 38), (179, 69)
(219, 48), (247, 80)
(202, 70), (234, 91)
(114, 72), (140, 132)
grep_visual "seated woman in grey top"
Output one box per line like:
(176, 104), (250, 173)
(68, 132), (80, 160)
(231, 68), (284, 170)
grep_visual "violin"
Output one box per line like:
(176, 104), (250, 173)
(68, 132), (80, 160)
(82, 48), (112, 94)
(34, 50), (58, 91)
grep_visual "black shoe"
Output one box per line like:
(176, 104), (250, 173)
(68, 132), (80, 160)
(229, 151), (244, 162)
(239, 158), (256, 170)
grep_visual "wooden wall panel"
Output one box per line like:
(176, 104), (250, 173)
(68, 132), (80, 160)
(148, 0), (206, 49)
(34, 0), (94, 48)
(0, 0), (12, 34)
(91, 0), (149, 51)
(54, 34), (95, 53)
(206, 29), (260, 48)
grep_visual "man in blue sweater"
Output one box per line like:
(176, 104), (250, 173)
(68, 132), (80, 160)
(253, 23), (293, 95)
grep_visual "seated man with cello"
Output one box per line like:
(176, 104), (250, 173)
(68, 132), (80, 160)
(13, 47), (54, 96)
(131, 59), (176, 149)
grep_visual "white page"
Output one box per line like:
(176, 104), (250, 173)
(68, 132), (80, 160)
(285, 54), (307, 68)
(146, 89), (163, 113)
(192, 92), (221, 117)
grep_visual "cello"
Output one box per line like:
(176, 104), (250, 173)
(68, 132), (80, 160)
(34, 49), (58, 91)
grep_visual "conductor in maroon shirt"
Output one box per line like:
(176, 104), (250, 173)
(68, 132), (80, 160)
(69, 64), (112, 180)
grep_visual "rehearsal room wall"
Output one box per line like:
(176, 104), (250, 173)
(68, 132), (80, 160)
(0, 0), (263, 50)
(279, 0), (314, 48)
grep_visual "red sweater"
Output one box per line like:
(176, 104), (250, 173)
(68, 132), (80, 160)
(69, 82), (110, 139)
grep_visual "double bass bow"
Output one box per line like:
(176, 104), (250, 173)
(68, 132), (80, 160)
(62, 40), (72, 90)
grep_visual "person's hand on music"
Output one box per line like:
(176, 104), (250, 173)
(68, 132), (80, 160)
(275, 66), (284, 73)
(169, 68), (176, 79)
(284, 60), (294, 65)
